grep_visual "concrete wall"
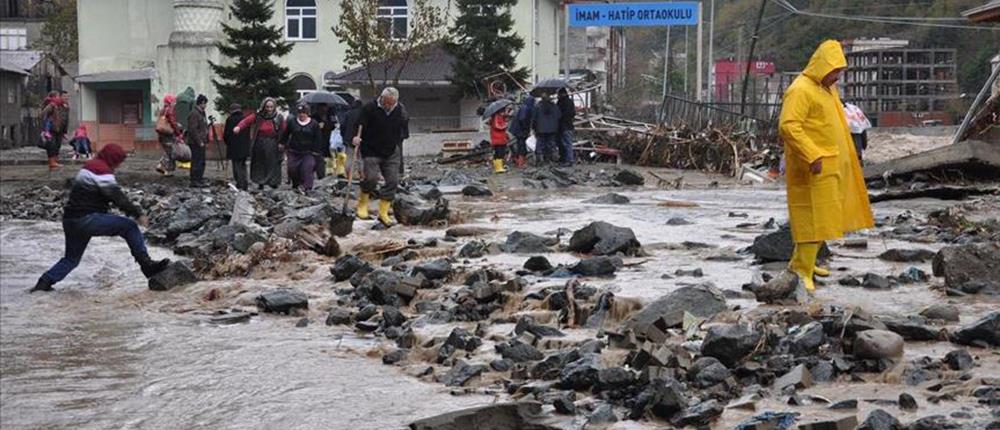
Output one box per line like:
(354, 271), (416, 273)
(77, 0), (174, 75)
(868, 125), (959, 137)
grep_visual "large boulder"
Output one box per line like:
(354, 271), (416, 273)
(788, 321), (826, 356)
(584, 193), (630, 205)
(624, 284), (727, 338)
(857, 409), (902, 430)
(568, 221), (641, 256)
(461, 184), (493, 197)
(750, 225), (831, 262)
(393, 194), (450, 226)
(504, 231), (557, 254)
(951, 311), (1000, 347)
(701, 324), (762, 367)
(256, 289), (309, 314)
(412, 259), (453, 281)
(612, 169), (645, 186)
(330, 254), (371, 282)
(356, 270), (404, 306)
(559, 354), (602, 390)
(569, 256), (622, 277)
(438, 361), (487, 387)
(147, 261), (199, 291)
(164, 200), (219, 236)
(630, 377), (688, 420)
(409, 402), (559, 430)
(879, 248), (936, 262)
(853, 330), (904, 359)
(932, 243), (1000, 295)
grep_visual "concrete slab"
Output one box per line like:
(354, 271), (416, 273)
(864, 140), (1000, 179)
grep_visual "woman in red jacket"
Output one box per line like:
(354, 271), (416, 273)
(234, 97), (286, 190)
(154, 93), (182, 175)
(489, 106), (512, 174)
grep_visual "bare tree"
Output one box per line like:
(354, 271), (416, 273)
(332, 0), (448, 93)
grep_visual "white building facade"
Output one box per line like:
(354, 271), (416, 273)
(76, 0), (562, 147)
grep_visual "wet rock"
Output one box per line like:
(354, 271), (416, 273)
(523, 256), (553, 272)
(853, 330), (904, 359)
(951, 311), (1000, 347)
(899, 393), (918, 411)
(584, 193), (630, 205)
(811, 361), (835, 383)
(702, 324), (762, 367)
(897, 267), (929, 284)
(625, 284), (727, 339)
(357, 270), (404, 306)
(456, 240), (491, 258)
(295, 318), (310, 327)
(412, 259), (453, 281)
(932, 243), (1000, 295)
(588, 402), (618, 426)
(349, 264), (376, 288)
(789, 321), (827, 356)
(774, 364), (813, 390)
(943, 349), (973, 371)
(596, 367), (634, 391)
(672, 399), (723, 428)
(496, 340), (544, 363)
(381, 306), (407, 328)
(551, 392), (576, 415)
(630, 377), (688, 420)
(863, 273), (893, 290)
(392, 194), (449, 226)
(858, 409), (903, 430)
(879, 248), (936, 262)
(504, 231), (557, 254)
(688, 357), (731, 388)
(879, 316), (941, 341)
(325, 307), (353, 326)
(919, 304), (960, 322)
(147, 261), (199, 291)
(414, 184), (442, 200)
(470, 282), (501, 303)
(674, 268), (704, 277)
(382, 348), (408, 365)
(331, 254), (370, 282)
(444, 328), (482, 352)
(567, 221), (641, 256)
(569, 256), (622, 277)
(445, 226), (493, 238)
(165, 201), (218, 236)
(438, 361), (487, 387)
(612, 169), (645, 185)
(906, 415), (959, 430)
(461, 184), (493, 197)
(356, 304), (378, 321)
(559, 354), (602, 390)
(490, 358), (513, 372)
(798, 416), (859, 430)
(409, 401), (559, 430)
(256, 289), (309, 314)
(829, 399), (858, 410)
(752, 270), (808, 305)
(666, 217), (693, 226)
(514, 316), (565, 338)
(750, 225), (831, 262)
(530, 350), (580, 380)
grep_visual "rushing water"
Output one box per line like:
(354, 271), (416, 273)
(2, 184), (996, 429)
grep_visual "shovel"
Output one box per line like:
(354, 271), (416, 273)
(329, 126), (362, 237)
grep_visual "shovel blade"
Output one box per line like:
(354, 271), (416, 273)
(329, 211), (354, 237)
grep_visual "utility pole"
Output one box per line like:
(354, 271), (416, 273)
(695, 1), (703, 101)
(683, 25), (688, 96)
(740, 0), (767, 115)
(707, 0), (715, 103)
(563, 1), (570, 80)
(662, 26), (671, 99)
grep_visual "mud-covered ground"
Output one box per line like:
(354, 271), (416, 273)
(1, 152), (999, 430)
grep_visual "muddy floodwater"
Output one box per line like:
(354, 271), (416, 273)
(2, 177), (997, 429)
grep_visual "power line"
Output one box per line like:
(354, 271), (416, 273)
(770, 0), (1000, 30)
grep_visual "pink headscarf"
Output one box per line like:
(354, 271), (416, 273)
(162, 93), (176, 107)
(74, 125), (88, 139)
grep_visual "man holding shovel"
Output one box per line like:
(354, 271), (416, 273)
(351, 87), (407, 226)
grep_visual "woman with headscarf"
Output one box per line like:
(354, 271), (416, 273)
(234, 97), (285, 190)
(40, 90), (70, 170)
(31, 144), (170, 293)
(70, 125), (92, 160)
(282, 103), (325, 192)
(154, 93), (182, 175)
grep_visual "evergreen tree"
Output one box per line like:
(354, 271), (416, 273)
(210, 0), (297, 112)
(445, 0), (530, 98)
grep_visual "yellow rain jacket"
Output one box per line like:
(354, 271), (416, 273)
(779, 40), (874, 243)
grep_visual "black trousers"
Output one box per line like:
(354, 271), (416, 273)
(190, 144), (206, 184)
(232, 158), (249, 190)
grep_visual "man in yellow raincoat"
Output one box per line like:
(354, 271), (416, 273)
(778, 40), (874, 291)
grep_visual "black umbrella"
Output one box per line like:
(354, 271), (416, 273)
(532, 78), (568, 93)
(298, 90), (349, 107)
(482, 99), (513, 118)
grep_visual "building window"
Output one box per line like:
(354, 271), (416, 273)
(0, 28), (27, 50)
(469, 5), (497, 16)
(291, 74), (317, 99)
(377, 0), (407, 40)
(286, 0), (317, 41)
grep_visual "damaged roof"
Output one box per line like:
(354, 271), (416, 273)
(962, 0), (1000, 22)
(327, 44), (456, 86)
(0, 50), (42, 73)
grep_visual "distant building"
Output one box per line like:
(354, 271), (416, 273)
(843, 47), (959, 127)
(962, 0), (1000, 23)
(842, 38), (909, 54)
(712, 59), (776, 102)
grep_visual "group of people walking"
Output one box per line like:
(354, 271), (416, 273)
(489, 87), (577, 173)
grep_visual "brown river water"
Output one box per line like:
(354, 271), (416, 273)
(2, 182), (996, 429)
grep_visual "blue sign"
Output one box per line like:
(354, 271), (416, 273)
(568, 2), (699, 27)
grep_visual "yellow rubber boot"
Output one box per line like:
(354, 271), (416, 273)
(492, 159), (507, 174)
(814, 266), (831, 277)
(378, 199), (395, 226)
(789, 241), (820, 292)
(357, 192), (371, 219)
(335, 152), (347, 177)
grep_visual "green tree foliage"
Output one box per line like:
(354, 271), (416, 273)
(37, 0), (78, 63)
(209, 0), (297, 112)
(445, 0), (530, 98)
(333, 0), (447, 93)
